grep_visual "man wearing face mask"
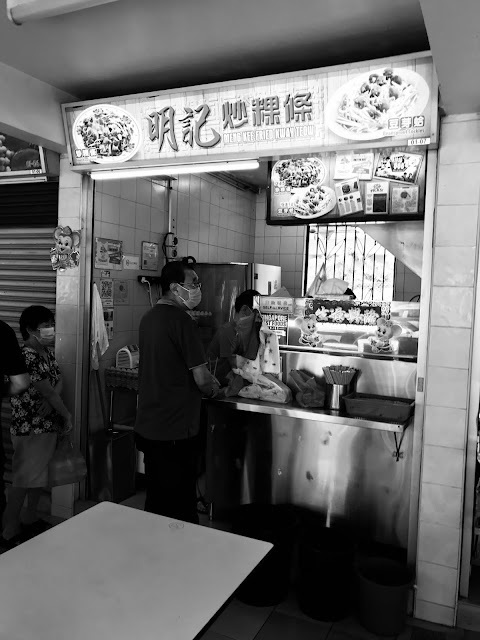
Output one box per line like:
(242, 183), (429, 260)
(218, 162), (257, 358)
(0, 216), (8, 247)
(135, 259), (219, 524)
(2, 306), (72, 546)
(206, 289), (261, 387)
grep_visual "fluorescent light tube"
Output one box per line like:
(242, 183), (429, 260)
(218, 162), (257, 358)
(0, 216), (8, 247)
(90, 160), (259, 180)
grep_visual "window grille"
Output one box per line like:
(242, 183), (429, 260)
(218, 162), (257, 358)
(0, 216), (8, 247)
(305, 223), (395, 301)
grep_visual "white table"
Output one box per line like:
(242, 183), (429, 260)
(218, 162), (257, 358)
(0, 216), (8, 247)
(0, 502), (272, 640)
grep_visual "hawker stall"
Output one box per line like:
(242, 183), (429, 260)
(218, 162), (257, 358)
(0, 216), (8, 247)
(206, 295), (419, 553)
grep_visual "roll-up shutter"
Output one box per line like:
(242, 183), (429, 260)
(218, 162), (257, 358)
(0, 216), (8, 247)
(0, 183), (58, 483)
(0, 182), (59, 227)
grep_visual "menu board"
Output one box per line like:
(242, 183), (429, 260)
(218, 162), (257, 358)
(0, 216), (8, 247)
(267, 146), (426, 225)
(0, 132), (45, 177)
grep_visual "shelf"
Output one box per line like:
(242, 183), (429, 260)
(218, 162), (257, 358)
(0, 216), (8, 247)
(267, 213), (424, 227)
(208, 396), (412, 433)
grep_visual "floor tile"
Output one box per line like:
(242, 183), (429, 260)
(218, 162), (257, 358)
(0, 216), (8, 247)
(331, 615), (382, 640)
(327, 631), (381, 640)
(197, 630), (233, 640)
(255, 611), (330, 640)
(208, 598), (274, 640)
(120, 491), (145, 510)
(275, 589), (333, 628)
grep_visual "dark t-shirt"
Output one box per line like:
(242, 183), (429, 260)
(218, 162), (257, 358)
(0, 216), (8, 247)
(135, 303), (207, 441)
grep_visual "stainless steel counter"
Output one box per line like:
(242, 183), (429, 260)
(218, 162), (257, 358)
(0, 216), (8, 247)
(206, 395), (414, 548)
(210, 397), (411, 433)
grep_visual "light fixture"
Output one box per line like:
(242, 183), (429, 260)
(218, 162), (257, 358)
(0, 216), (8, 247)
(90, 160), (260, 181)
(7, 0), (120, 25)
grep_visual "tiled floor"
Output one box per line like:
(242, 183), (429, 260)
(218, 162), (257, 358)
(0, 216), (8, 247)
(118, 491), (463, 640)
(5, 489), (473, 640)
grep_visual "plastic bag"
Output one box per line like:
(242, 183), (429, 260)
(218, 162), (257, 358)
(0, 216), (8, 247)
(48, 437), (87, 487)
(238, 373), (292, 404)
(287, 370), (325, 408)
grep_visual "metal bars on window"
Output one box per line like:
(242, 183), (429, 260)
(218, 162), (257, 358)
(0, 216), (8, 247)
(305, 223), (395, 301)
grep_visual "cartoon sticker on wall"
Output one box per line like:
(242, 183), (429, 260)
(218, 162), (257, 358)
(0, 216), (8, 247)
(50, 226), (81, 271)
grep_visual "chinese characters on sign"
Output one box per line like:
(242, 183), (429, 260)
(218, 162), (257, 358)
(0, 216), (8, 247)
(147, 92), (315, 153)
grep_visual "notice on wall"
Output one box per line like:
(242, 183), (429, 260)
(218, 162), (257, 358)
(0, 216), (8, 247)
(141, 242), (159, 271)
(123, 255), (140, 270)
(95, 238), (123, 270)
(100, 278), (113, 307)
(114, 280), (129, 305)
(103, 307), (114, 339)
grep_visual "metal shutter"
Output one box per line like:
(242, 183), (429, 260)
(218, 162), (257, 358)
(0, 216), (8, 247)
(0, 224), (57, 482)
(0, 182), (59, 227)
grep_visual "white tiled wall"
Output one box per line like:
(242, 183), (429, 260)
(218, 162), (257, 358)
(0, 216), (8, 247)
(253, 190), (306, 297)
(415, 114), (480, 626)
(88, 174), (256, 430)
(172, 173), (256, 264)
(393, 262), (422, 301)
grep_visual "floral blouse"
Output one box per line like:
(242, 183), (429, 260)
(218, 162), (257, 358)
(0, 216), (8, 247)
(10, 346), (63, 436)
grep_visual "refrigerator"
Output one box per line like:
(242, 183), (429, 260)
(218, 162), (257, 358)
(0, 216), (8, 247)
(193, 262), (281, 350)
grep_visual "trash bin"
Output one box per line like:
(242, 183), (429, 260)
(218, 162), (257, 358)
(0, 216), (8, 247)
(357, 557), (414, 636)
(296, 525), (355, 621)
(232, 504), (297, 606)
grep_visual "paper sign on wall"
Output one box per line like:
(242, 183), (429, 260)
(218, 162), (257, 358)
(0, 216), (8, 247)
(123, 255), (140, 270)
(95, 238), (123, 270)
(103, 308), (114, 339)
(100, 279), (113, 307)
(114, 280), (129, 305)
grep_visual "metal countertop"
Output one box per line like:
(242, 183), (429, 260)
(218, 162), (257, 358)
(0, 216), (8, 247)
(208, 396), (411, 433)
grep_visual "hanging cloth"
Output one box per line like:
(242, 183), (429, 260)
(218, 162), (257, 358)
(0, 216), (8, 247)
(91, 283), (109, 370)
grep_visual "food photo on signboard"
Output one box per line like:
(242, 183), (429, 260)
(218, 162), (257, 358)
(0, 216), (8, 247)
(266, 146), (426, 225)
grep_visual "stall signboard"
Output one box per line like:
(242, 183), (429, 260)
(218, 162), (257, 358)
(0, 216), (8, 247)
(62, 52), (438, 168)
(0, 132), (46, 177)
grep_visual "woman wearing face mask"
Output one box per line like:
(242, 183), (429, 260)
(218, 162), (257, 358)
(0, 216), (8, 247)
(1, 305), (72, 546)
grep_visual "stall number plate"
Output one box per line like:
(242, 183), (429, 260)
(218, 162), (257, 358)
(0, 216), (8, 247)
(408, 137), (431, 146)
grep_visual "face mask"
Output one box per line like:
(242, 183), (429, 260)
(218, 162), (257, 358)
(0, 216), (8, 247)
(176, 284), (202, 310)
(237, 308), (261, 327)
(37, 327), (55, 345)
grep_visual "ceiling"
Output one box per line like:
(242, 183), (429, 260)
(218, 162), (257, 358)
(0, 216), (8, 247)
(1, 0), (479, 188)
(0, 0), (429, 100)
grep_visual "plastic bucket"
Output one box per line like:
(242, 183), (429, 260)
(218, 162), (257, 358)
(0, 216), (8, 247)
(357, 557), (414, 636)
(296, 525), (355, 621)
(233, 504), (297, 606)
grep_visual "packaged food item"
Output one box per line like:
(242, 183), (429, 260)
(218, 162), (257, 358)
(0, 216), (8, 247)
(334, 178), (363, 216)
(365, 181), (389, 214)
